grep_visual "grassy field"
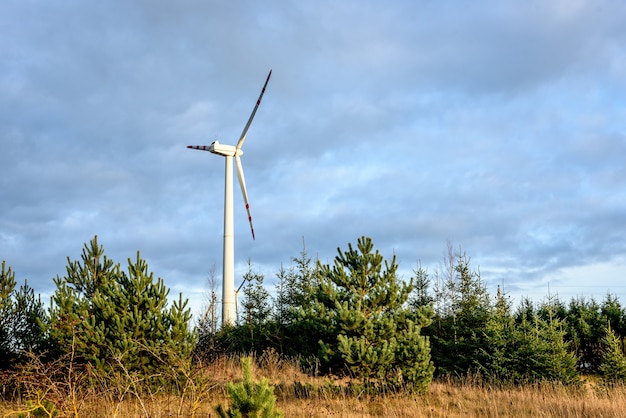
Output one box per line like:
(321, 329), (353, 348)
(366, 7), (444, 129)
(2, 353), (626, 417)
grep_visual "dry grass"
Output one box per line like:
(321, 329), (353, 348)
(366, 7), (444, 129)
(271, 380), (626, 418)
(3, 352), (626, 417)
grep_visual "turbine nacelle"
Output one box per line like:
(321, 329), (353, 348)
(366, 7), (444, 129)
(210, 141), (239, 157)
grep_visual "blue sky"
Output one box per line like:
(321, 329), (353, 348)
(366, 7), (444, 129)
(1, 0), (625, 316)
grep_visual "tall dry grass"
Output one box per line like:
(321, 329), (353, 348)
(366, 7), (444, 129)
(3, 350), (626, 417)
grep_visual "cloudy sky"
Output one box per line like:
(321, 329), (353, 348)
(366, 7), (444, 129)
(2, 0), (625, 316)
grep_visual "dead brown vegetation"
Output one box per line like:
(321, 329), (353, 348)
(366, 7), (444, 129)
(2, 351), (626, 418)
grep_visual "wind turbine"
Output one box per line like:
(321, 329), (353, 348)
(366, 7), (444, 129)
(187, 70), (272, 326)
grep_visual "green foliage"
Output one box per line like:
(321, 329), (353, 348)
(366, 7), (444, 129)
(241, 267), (273, 327)
(17, 397), (59, 418)
(201, 239), (626, 388)
(212, 263), (278, 355)
(216, 357), (283, 418)
(600, 325), (626, 382)
(427, 247), (491, 376)
(421, 242), (581, 385)
(0, 261), (47, 369)
(47, 236), (196, 378)
(0, 260), (18, 368)
(273, 244), (319, 358)
(299, 236), (434, 392)
(206, 244), (320, 360)
(477, 292), (578, 384)
(515, 304), (579, 384)
(409, 262), (433, 310)
(602, 293), (626, 336)
(563, 297), (605, 373)
(0, 260), (16, 307)
(275, 242), (317, 326)
(477, 287), (516, 381)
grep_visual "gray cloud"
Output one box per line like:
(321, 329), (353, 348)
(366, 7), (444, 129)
(1, 0), (625, 314)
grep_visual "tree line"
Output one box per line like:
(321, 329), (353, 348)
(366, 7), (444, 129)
(2, 236), (626, 398)
(200, 239), (626, 386)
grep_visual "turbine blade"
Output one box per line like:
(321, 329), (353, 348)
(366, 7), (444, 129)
(235, 155), (255, 240)
(236, 70), (272, 151)
(187, 145), (211, 151)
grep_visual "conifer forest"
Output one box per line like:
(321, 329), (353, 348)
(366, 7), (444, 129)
(2, 235), (626, 417)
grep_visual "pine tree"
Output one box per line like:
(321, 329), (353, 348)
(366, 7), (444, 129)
(0, 260), (17, 367)
(216, 356), (283, 418)
(48, 237), (120, 361)
(11, 280), (47, 356)
(299, 236), (434, 392)
(0, 261), (47, 369)
(48, 236), (196, 377)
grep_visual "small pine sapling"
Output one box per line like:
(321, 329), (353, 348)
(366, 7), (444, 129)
(216, 357), (283, 418)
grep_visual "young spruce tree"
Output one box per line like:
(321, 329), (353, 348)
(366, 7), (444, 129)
(511, 299), (579, 384)
(274, 243), (318, 357)
(600, 324), (626, 383)
(427, 248), (492, 376)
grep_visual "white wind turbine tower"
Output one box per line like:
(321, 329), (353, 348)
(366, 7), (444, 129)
(187, 70), (272, 326)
